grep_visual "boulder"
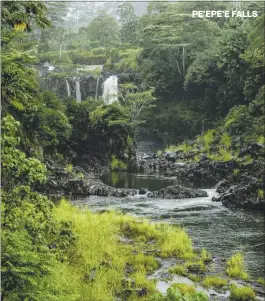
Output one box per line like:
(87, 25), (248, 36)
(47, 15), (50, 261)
(149, 185), (208, 199)
(215, 180), (265, 209)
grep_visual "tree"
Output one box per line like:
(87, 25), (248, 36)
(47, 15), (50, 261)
(119, 83), (155, 131)
(117, 3), (138, 45)
(87, 10), (120, 48)
(1, 115), (54, 300)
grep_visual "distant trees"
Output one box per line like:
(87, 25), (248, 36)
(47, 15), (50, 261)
(117, 3), (138, 45)
(87, 10), (120, 48)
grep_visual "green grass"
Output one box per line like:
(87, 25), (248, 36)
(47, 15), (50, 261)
(53, 200), (166, 301)
(229, 284), (256, 301)
(165, 142), (193, 153)
(197, 130), (216, 151)
(171, 283), (196, 294)
(184, 259), (207, 273)
(257, 277), (265, 285)
(53, 203), (196, 301)
(131, 253), (160, 273)
(226, 253), (249, 280)
(168, 264), (187, 276)
(117, 215), (194, 259)
(202, 276), (228, 288)
(208, 148), (233, 162)
(187, 273), (201, 282)
(201, 248), (212, 263)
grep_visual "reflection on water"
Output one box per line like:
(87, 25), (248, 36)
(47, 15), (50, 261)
(80, 173), (265, 279)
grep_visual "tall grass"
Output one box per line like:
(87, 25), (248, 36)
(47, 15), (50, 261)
(229, 284), (256, 301)
(52, 200), (197, 301)
(226, 253), (248, 280)
(202, 276), (227, 288)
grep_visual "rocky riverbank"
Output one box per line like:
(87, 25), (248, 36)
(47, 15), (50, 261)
(137, 143), (265, 209)
(40, 160), (208, 200)
(40, 140), (264, 209)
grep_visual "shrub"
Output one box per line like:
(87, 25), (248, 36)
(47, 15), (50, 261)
(202, 276), (228, 288)
(258, 189), (264, 199)
(229, 285), (256, 301)
(233, 169), (240, 176)
(111, 155), (127, 171)
(226, 253), (248, 280)
(65, 163), (73, 173)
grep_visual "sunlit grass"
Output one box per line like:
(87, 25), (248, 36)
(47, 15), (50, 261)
(169, 264), (187, 276)
(257, 277), (265, 286)
(202, 276), (228, 288)
(52, 200), (198, 301)
(229, 284), (256, 301)
(171, 283), (196, 294)
(200, 248), (212, 263)
(226, 253), (249, 280)
(131, 253), (160, 273)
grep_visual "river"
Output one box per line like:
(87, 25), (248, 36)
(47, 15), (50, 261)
(78, 172), (264, 279)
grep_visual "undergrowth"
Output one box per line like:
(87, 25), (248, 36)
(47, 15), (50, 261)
(111, 155), (127, 171)
(51, 200), (201, 301)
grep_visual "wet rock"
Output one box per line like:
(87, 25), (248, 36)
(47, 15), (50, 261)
(238, 143), (264, 158)
(216, 179), (231, 193)
(139, 188), (148, 195)
(215, 180), (265, 209)
(164, 152), (176, 162)
(149, 185), (208, 199)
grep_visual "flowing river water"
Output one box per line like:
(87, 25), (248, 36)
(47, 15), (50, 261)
(78, 172), (264, 280)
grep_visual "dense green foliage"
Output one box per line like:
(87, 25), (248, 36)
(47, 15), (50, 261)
(1, 1), (264, 300)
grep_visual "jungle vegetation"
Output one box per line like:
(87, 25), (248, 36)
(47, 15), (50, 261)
(1, 1), (264, 301)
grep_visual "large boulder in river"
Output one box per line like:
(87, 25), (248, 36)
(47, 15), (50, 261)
(149, 185), (208, 199)
(213, 180), (265, 209)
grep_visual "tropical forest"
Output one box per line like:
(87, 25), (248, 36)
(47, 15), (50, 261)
(1, 1), (265, 301)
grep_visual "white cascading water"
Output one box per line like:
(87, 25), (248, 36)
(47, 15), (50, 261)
(75, 80), (81, 102)
(102, 75), (118, 105)
(65, 79), (71, 97)
(95, 76), (102, 100)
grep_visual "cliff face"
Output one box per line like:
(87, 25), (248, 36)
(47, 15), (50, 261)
(37, 63), (104, 101)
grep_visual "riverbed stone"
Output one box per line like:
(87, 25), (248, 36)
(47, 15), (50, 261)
(149, 185), (208, 199)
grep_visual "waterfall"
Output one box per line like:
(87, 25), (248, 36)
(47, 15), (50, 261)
(75, 80), (81, 102)
(102, 75), (118, 105)
(95, 76), (102, 100)
(65, 79), (71, 97)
